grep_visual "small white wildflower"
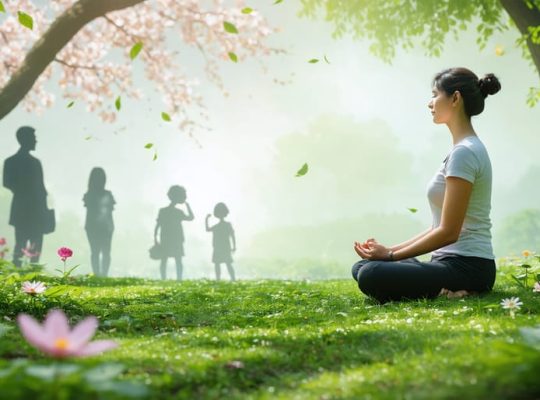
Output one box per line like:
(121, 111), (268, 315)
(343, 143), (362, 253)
(500, 297), (523, 319)
(533, 282), (540, 293)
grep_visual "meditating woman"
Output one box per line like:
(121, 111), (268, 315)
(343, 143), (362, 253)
(352, 67), (501, 303)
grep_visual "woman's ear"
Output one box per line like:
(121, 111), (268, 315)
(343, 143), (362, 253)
(452, 90), (461, 105)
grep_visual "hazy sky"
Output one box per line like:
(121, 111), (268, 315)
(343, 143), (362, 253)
(0, 2), (539, 278)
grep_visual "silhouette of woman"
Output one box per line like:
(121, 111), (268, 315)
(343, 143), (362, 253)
(154, 185), (194, 280)
(83, 167), (115, 277)
(206, 202), (236, 281)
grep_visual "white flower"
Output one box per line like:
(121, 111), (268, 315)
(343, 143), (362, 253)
(533, 282), (540, 293)
(21, 281), (47, 295)
(500, 297), (523, 311)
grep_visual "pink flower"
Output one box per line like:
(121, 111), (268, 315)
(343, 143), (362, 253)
(534, 282), (540, 293)
(17, 309), (117, 358)
(0, 237), (6, 246)
(22, 246), (39, 258)
(22, 281), (47, 295)
(57, 247), (73, 262)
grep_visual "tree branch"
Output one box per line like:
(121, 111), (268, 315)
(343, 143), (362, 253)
(500, 0), (540, 80)
(0, 0), (146, 121)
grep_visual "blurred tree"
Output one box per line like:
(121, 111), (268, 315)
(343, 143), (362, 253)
(300, 0), (540, 106)
(0, 0), (276, 133)
(494, 209), (540, 256)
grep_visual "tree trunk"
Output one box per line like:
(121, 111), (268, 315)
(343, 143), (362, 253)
(500, 0), (540, 80)
(0, 0), (145, 121)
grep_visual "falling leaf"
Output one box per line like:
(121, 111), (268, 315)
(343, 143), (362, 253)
(17, 11), (33, 30)
(274, 0), (284, 4)
(66, 101), (75, 108)
(241, 7), (253, 14)
(324, 55), (331, 64)
(0, 2), (5, 13)
(115, 96), (121, 111)
(144, 143), (153, 149)
(84, 136), (92, 141)
(295, 163), (308, 177)
(223, 21), (238, 34)
(228, 52), (238, 63)
(161, 112), (171, 121)
(130, 42), (143, 60)
(308, 58), (319, 64)
(495, 44), (505, 56)
(407, 208), (418, 213)
(153, 152), (158, 161)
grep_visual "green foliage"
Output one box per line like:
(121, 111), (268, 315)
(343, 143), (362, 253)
(494, 209), (540, 256)
(241, 7), (253, 14)
(115, 96), (122, 111)
(161, 112), (171, 121)
(129, 42), (143, 60)
(0, 2), (5, 13)
(144, 143), (153, 149)
(223, 21), (238, 34)
(300, 0), (509, 63)
(228, 52), (238, 63)
(66, 101), (74, 108)
(295, 162), (308, 177)
(17, 11), (33, 30)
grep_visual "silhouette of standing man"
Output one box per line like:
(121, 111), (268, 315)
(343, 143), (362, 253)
(3, 126), (52, 266)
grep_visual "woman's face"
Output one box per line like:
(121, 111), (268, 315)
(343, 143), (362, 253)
(428, 85), (455, 124)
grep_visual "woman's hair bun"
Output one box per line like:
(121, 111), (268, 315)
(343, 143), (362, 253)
(479, 73), (501, 98)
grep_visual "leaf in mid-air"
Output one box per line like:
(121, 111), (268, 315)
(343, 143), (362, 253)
(407, 208), (418, 213)
(161, 112), (171, 122)
(241, 7), (253, 14)
(295, 163), (309, 177)
(17, 11), (33, 30)
(0, 2), (6, 13)
(223, 21), (238, 34)
(228, 52), (238, 63)
(130, 42), (143, 60)
(115, 96), (121, 111)
(66, 101), (75, 108)
(308, 58), (319, 64)
(144, 143), (153, 149)
(324, 55), (331, 64)
(153, 152), (158, 161)
(274, 0), (284, 4)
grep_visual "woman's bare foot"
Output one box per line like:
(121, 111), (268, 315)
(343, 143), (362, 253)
(438, 288), (477, 299)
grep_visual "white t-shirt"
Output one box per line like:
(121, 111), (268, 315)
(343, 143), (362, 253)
(426, 135), (495, 259)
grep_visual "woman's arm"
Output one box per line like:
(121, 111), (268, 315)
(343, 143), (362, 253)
(154, 222), (160, 244)
(230, 226), (236, 251)
(205, 214), (212, 232)
(355, 177), (473, 261)
(390, 227), (433, 252)
(184, 202), (194, 221)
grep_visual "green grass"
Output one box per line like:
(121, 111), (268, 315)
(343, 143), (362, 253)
(1, 263), (540, 399)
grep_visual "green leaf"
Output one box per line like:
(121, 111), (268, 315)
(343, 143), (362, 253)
(115, 96), (121, 111)
(161, 112), (171, 121)
(0, 2), (5, 13)
(324, 54), (331, 64)
(274, 0), (284, 4)
(84, 363), (124, 383)
(308, 58), (319, 63)
(17, 11), (33, 30)
(536, 273), (540, 281)
(0, 323), (11, 338)
(482, 303), (500, 309)
(44, 285), (70, 298)
(153, 152), (158, 161)
(129, 42), (143, 60)
(84, 136), (92, 141)
(295, 163), (309, 177)
(407, 208), (418, 213)
(228, 52), (238, 63)
(144, 143), (153, 149)
(223, 21), (238, 34)
(521, 264), (532, 269)
(511, 274), (526, 288)
(67, 101), (75, 108)
(241, 7), (253, 14)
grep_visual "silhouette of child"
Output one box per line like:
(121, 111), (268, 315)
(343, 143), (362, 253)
(206, 202), (236, 281)
(154, 185), (194, 280)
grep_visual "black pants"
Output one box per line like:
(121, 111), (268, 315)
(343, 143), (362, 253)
(352, 255), (496, 303)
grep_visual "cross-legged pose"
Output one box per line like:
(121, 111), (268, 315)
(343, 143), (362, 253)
(352, 67), (500, 303)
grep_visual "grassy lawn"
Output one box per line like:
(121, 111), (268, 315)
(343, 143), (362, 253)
(1, 261), (540, 399)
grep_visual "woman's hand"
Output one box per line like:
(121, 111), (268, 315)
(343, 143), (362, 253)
(353, 239), (392, 261)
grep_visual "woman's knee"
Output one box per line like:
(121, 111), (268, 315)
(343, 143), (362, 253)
(356, 261), (384, 293)
(351, 259), (371, 281)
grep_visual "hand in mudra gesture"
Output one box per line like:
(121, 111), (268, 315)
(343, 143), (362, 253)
(354, 238), (392, 261)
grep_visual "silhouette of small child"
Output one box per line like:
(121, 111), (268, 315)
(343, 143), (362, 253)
(205, 203), (236, 281)
(154, 185), (194, 280)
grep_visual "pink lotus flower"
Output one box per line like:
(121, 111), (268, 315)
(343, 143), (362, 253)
(17, 309), (117, 358)
(57, 247), (73, 262)
(22, 281), (47, 295)
(21, 246), (39, 258)
(0, 237), (6, 246)
(534, 282), (540, 293)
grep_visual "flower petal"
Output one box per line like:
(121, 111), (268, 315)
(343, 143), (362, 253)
(43, 309), (70, 338)
(68, 316), (98, 350)
(75, 340), (118, 357)
(17, 314), (55, 353)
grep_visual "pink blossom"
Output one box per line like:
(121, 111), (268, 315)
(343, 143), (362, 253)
(57, 247), (73, 261)
(21, 246), (39, 258)
(17, 309), (117, 358)
(22, 281), (47, 295)
(534, 282), (540, 293)
(0, 237), (6, 246)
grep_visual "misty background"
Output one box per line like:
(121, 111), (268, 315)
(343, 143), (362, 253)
(1, 2), (539, 279)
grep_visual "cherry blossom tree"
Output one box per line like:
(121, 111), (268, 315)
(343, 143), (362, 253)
(0, 0), (277, 133)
